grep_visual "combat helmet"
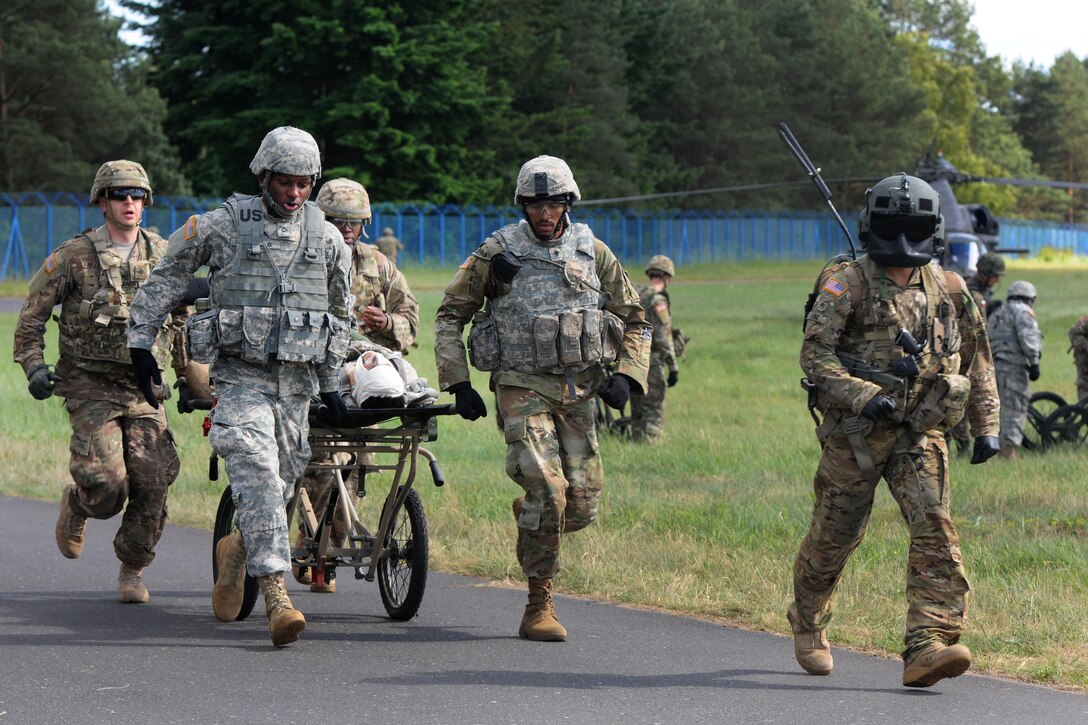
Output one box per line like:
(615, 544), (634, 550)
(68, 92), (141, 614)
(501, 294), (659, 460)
(977, 251), (1006, 277)
(1007, 280), (1037, 303)
(514, 155), (581, 206)
(89, 160), (154, 206)
(316, 178), (371, 222)
(249, 126), (322, 179)
(645, 255), (676, 278)
(857, 173), (944, 268)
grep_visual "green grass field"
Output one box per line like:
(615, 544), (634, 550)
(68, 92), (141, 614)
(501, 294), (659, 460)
(2, 260), (1086, 688)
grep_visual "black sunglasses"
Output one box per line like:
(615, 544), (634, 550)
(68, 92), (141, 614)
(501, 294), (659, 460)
(107, 187), (148, 201)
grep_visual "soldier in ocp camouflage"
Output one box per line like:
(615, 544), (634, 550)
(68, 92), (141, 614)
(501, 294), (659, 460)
(1070, 315), (1088, 402)
(13, 159), (185, 604)
(434, 155), (650, 642)
(987, 280), (1043, 458)
(630, 255), (679, 443)
(127, 127), (353, 647)
(376, 227), (404, 265)
(789, 173), (1000, 688)
(965, 251), (1005, 318)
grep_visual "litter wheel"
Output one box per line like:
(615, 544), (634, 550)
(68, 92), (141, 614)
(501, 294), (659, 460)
(1041, 404), (1088, 448)
(1024, 392), (1066, 451)
(377, 487), (428, 621)
(212, 487), (259, 621)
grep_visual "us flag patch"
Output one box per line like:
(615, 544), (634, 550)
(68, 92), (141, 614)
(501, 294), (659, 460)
(822, 279), (847, 297)
(183, 215), (198, 240)
(44, 252), (60, 274)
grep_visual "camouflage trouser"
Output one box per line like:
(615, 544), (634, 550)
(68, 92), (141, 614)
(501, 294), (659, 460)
(630, 360), (667, 443)
(995, 362), (1030, 447)
(209, 383), (311, 578)
(792, 424), (969, 660)
(64, 397), (179, 567)
(499, 384), (603, 581)
(1074, 350), (1088, 403)
(297, 449), (361, 544)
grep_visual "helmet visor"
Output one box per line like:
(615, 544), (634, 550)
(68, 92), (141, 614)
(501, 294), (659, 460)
(869, 214), (937, 243)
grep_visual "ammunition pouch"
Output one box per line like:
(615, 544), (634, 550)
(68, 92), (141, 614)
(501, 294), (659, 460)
(468, 317), (500, 371)
(907, 373), (971, 433)
(186, 308), (220, 365)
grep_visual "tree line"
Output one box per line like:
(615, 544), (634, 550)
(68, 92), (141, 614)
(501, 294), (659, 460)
(3, 0), (1087, 221)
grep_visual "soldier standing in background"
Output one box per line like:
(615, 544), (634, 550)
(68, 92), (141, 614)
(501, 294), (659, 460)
(127, 127), (353, 647)
(434, 155), (650, 642)
(966, 251), (1006, 318)
(291, 177), (419, 593)
(1070, 315), (1088, 402)
(630, 255), (679, 443)
(988, 281), (1043, 460)
(13, 161), (185, 604)
(789, 173), (999, 688)
(376, 226), (404, 265)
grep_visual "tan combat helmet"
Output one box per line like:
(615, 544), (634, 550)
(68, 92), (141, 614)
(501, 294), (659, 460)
(382, 227), (394, 236)
(316, 178), (371, 222)
(249, 126), (322, 178)
(89, 160), (154, 206)
(645, 254), (675, 278)
(514, 155), (581, 205)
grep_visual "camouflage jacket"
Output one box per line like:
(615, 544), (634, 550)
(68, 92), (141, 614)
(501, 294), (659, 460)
(127, 197), (353, 397)
(376, 233), (403, 262)
(965, 273), (995, 317)
(434, 221), (650, 401)
(638, 285), (677, 372)
(13, 225), (187, 405)
(351, 243), (418, 352)
(988, 300), (1043, 367)
(801, 255), (999, 438)
(1067, 315), (1088, 356)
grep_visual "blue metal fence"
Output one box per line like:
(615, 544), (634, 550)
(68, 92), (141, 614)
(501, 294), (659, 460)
(3, 192), (1087, 280)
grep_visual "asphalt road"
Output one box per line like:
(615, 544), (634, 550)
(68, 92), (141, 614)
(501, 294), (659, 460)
(1, 494), (1085, 725)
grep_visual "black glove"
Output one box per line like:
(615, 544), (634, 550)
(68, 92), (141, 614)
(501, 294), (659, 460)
(129, 348), (162, 409)
(599, 374), (631, 410)
(27, 364), (61, 400)
(970, 435), (1000, 465)
(667, 369), (679, 388)
(860, 394), (897, 422)
(448, 381), (487, 421)
(1027, 363), (1041, 381)
(175, 376), (193, 414)
(318, 390), (348, 424)
(490, 250), (523, 284)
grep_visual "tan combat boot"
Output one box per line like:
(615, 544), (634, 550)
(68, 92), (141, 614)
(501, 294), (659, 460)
(118, 562), (149, 603)
(999, 443), (1019, 461)
(212, 531), (247, 622)
(902, 643), (971, 687)
(258, 572), (306, 646)
(310, 568), (336, 594)
(55, 485), (86, 559)
(519, 578), (567, 642)
(291, 529), (312, 585)
(787, 606), (833, 675)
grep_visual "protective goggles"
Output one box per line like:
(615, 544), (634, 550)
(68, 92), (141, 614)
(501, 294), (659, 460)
(106, 187), (148, 201)
(868, 214), (937, 243)
(327, 217), (364, 228)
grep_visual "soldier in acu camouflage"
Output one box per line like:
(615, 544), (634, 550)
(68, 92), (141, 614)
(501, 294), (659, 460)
(1070, 315), (1088, 402)
(629, 255), (679, 443)
(376, 227), (404, 265)
(987, 280), (1043, 459)
(789, 173), (1000, 688)
(13, 160), (186, 605)
(127, 127), (353, 647)
(434, 155), (650, 642)
(290, 178), (420, 592)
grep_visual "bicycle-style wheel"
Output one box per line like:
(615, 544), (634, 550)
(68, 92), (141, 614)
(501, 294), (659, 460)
(377, 487), (428, 620)
(1024, 392), (1066, 451)
(212, 487), (259, 621)
(1041, 404), (1088, 448)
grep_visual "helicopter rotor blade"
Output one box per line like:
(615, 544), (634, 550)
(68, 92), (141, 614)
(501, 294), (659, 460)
(576, 177), (878, 206)
(970, 176), (1088, 191)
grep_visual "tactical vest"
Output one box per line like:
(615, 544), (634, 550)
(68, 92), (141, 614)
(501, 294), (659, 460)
(352, 244), (386, 311)
(58, 226), (173, 371)
(988, 301), (1031, 365)
(849, 260), (962, 416)
(486, 221), (612, 376)
(215, 194), (331, 364)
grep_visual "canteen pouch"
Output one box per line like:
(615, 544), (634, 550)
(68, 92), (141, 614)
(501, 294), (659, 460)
(908, 373), (971, 433)
(468, 317), (500, 371)
(186, 308), (219, 365)
(240, 306), (276, 364)
(581, 308), (603, 363)
(533, 315), (560, 368)
(558, 311), (584, 366)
